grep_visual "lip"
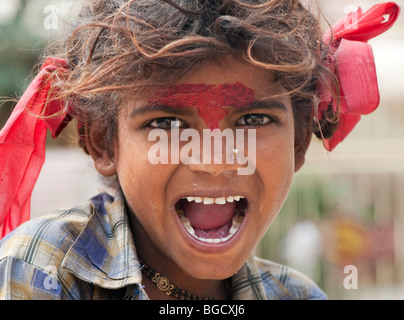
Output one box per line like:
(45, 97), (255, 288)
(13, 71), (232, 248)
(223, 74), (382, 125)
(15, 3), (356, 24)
(171, 188), (251, 254)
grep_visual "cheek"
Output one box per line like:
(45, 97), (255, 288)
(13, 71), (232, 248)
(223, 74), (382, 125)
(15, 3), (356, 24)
(114, 134), (168, 214)
(255, 131), (295, 218)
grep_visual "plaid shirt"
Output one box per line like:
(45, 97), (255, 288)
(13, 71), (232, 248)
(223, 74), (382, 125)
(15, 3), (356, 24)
(0, 189), (327, 300)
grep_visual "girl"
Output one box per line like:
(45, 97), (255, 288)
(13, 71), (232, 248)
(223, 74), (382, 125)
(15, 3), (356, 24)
(0, 0), (399, 300)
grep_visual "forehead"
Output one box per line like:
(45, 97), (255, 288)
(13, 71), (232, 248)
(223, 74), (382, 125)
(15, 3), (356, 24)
(128, 56), (291, 128)
(147, 82), (256, 129)
(148, 56), (283, 101)
(179, 56), (278, 96)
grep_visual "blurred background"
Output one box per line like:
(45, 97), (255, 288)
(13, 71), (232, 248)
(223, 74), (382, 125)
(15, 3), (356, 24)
(0, 0), (403, 299)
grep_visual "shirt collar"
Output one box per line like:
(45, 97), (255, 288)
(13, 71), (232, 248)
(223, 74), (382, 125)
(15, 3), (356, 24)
(61, 189), (143, 290)
(231, 256), (295, 300)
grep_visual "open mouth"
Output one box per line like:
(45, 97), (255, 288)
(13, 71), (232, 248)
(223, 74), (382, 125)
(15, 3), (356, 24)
(175, 195), (248, 244)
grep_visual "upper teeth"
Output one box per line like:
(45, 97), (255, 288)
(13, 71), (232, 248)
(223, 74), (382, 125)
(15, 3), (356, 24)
(182, 196), (245, 205)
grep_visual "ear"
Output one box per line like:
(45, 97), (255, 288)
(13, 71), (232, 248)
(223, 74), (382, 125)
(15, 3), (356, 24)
(84, 121), (117, 177)
(294, 128), (312, 173)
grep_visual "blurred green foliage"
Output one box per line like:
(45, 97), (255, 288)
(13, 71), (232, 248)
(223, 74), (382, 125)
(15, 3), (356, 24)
(0, 0), (46, 128)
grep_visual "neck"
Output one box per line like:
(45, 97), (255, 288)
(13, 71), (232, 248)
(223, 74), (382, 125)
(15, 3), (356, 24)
(129, 214), (228, 300)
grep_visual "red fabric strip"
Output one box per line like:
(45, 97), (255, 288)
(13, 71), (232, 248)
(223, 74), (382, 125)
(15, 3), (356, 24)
(0, 57), (70, 238)
(318, 2), (400, 151)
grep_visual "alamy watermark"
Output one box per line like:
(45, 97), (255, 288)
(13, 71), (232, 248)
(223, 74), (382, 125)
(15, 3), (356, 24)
(148, 122), (257, 175)
(44, 265), (59, 290)
(343, 265), (359, 290)
(43, 5), (59, 30)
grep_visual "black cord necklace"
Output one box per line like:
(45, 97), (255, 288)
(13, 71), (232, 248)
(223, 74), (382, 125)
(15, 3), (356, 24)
(139, 258), (231, 300)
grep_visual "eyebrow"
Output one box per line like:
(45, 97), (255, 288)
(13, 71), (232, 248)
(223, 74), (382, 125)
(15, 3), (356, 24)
(130, 105), (196, 117)
(130, 99), (288, 117)
(230, 99), (289, 115)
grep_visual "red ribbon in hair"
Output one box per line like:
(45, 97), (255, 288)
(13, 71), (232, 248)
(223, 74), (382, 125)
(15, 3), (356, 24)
(0, 57), (71, 239)
(317, 2), (400, 151)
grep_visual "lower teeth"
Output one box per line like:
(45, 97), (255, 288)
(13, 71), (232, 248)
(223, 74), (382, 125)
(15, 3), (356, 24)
(177, 211), (244, 243)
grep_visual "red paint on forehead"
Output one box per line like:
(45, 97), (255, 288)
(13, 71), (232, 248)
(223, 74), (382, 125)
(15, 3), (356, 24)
(147, 82), (255, 129)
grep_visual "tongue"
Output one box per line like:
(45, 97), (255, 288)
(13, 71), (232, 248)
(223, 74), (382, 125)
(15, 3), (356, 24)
(183, 201), (236, 230)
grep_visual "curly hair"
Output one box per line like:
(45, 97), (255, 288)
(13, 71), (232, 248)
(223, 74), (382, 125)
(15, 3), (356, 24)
(44, 0), (339, 157)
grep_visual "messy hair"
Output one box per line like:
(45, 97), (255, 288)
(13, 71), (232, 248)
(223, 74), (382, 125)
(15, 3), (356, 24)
(45, 0), (339, 157)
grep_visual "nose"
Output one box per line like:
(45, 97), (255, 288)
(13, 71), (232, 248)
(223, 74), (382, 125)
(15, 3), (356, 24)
(188, 147), (241, 176)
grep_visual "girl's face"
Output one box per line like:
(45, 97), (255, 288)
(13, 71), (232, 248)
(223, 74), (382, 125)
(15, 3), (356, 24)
(106, 56), (304, 281)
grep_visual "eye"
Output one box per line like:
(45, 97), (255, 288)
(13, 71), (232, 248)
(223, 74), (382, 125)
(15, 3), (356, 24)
(146, 117), (187, 129)
(236, 114), (275, 127)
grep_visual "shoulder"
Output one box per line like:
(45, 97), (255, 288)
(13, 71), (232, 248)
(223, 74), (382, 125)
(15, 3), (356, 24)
(0, 202), (93, 299)
(0, 202), (93, 262)
(251, 256), (327, 300)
